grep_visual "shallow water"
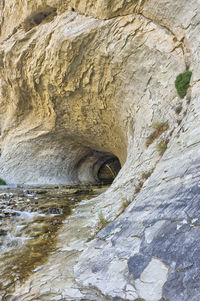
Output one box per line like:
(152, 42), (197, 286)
(0, 185), (105, 298)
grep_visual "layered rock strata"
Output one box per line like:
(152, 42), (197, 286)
(0, 0), (200, 300)
(0, 0), (187, 185)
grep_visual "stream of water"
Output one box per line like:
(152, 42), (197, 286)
(0, 185), (104, 299)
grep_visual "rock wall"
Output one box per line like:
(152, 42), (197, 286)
(0, 0), (200, 300)
(0, 0), (190, 185)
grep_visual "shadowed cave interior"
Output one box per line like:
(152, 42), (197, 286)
(76, 150), (121, 185)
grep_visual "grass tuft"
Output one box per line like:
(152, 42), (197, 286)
(142, 169), (153, 180)
(120, 200), (130, 214)
(146, 122), (169, 147)
(135, 181), (144, 193)
(98, 212), (108, 229)
(157, 140), (168, 155)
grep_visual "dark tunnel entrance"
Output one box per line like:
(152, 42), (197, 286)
(76, 150), (121, 185)
(97, 157), (121, 184)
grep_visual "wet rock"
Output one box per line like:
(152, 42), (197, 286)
(0, 186), (100, 297)
(0, 229), (7, 236)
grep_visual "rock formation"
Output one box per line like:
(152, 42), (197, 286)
(0, 0), (200, 300)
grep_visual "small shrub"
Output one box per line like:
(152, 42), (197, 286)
(157, 140), (168, 155)
(146, 122), (169, 147)
(0, 178), (6, 185)
(175, 71), (192, 99)
(175, 105), (182, 114)
(98, 212), (108, 229)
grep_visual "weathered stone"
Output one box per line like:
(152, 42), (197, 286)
(128, 254), (151, 279)
(135, 258), (168, 301)
(0, 2), (185, 185)
(1, 0), (200, 300)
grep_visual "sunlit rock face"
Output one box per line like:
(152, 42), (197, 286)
(1, 0), (200, 300)
(0, 0), (187, 185)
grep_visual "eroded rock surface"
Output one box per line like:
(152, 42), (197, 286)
(0, 0), (188, 185)
(0, 0), (200, 300)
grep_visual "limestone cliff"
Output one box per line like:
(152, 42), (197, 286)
(0, 0), (200, 300)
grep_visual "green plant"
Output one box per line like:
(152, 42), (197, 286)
(0, 178), (6, 185)
(146, 122), (169, 147)
(98, 212), (108, 229)
(175, 71), (192, 99)
(157, 140), (168, 154)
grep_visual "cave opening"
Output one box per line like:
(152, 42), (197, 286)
(97, 157), (121, 184)
(76, 150), (121, 185)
